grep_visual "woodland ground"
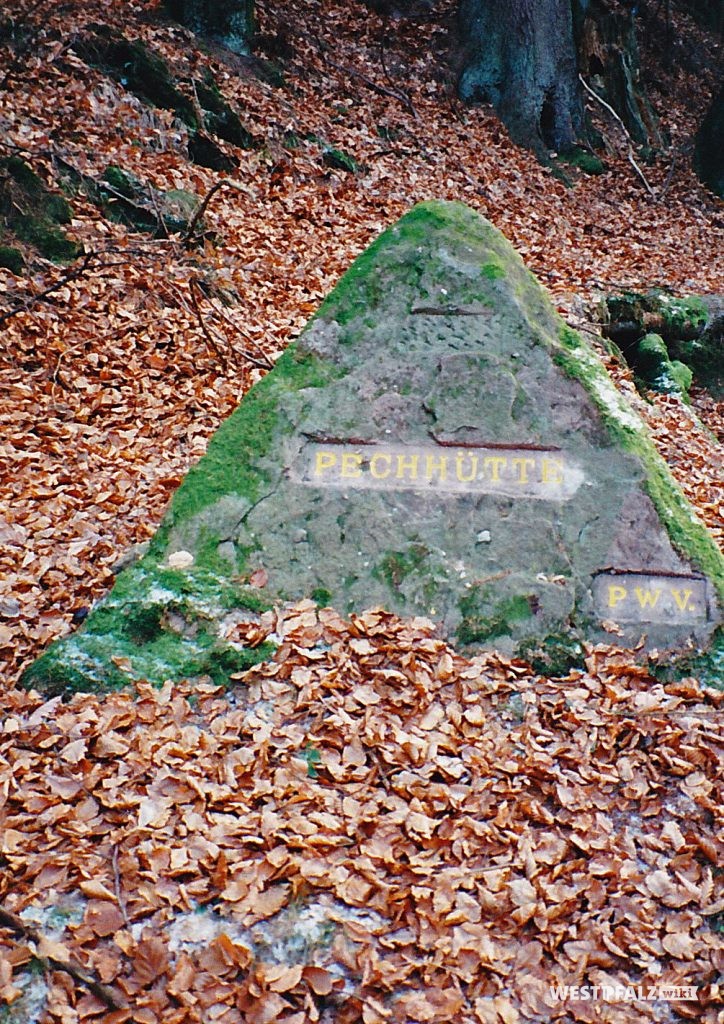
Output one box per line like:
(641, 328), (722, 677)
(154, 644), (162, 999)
(0, 1), (722, 1022)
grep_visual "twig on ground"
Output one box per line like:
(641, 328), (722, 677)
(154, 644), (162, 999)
(660, 153), (677, 199)
(298, 26), (418, 119)
(189, 276), (232, 366)
(183, 178), (249, 245)
(204, 294), (274, 369)
(0, 903), (126, 1010)
(578, 74), (656, 199)
(0, 251), (95, 327)
(112, 843), (131, 928)
(190, 277), (273, 371)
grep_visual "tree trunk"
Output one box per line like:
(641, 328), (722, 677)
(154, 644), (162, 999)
(455, 0), (660, 155)
(456, 0), (585, 154)
(165, 0), (254, 55)
(574, 0), (660, 148)
(695, 85), (724, 197)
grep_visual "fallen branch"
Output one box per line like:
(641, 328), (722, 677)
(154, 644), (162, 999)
(0, 250), (95, 327)
(0, 903), (126, 1010)
(204, 293), (273, 369)
(189, 277), (273, 371)
(183, 178), (249, 245)
(578, 74), (656, 199)
(323, 51), (418, 120)
(298, 27), (418, 120)
(0, 247), (169, 327)
(189, 276), (233, 366)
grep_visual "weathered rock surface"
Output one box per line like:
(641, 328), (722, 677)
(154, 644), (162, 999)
(26, 202), (723, 693)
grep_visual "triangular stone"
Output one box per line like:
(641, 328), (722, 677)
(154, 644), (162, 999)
(26, 201), (722, 693)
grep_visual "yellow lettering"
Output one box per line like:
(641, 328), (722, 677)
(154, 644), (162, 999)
(608, 585), (627, 609)
(541, 457), (564, 485)
(341, 452), (363, 478)
(315, 450), (337, 476)
(483, 456), (507, 481)
(425, 453), (447, 481)
(395, 453), (419, 480)
(369, 452), (392, 479)
(634, 587), (661, 609)
(512, 457), (536, 484)
(455, 451), (479, 482)
(671, 588), (694, 612)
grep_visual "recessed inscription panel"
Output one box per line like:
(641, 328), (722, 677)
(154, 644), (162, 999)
(296, 442), (584, 500)
(593, 572), (710, 623)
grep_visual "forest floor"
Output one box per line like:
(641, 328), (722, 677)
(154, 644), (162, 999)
(0, 0), (722, 1022)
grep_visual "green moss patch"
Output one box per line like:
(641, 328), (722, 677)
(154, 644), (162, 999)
(517, 632), (585, 677)
(458, 589), (533, 645)
(604, 291), (720, 395)
(0, 156), (80, 263)
(651, 626), (724, 691)
(0, 244), (24, 273)
(560, 147), (606, 175)
(24, 559), (275, 696)
(99, 165), (198, 236)
(322, 148), (360, 173)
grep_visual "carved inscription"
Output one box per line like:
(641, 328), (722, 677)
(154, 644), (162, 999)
(296, 442), (584, 500)
(593, 572), (709, 623)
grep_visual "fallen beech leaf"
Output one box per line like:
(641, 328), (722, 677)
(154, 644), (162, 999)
(303, 966), (334, 996)
(79, 879), (116, 901)
(36, 936), (72, 962)
(265, 963), (303, 992)
(249, 567), (268, 588)
(661, 932), (696, 959)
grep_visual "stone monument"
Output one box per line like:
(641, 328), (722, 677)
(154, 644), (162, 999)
(26, 201), (722, 692)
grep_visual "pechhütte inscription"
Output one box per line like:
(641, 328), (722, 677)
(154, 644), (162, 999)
(296, 442), (584, 500)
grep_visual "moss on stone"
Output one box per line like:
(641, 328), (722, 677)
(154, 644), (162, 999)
(23, 551), (275, 695)
(1, 156), (80, 263)
(24, 622), (275, 696)
(195, 70), (257, 148)
(159, 347), (343, 536)
(322, 148), (360, 173)
(99, 167), (197, 236)
(0, 245), (24, 273)
(517, 632), (585, 677)
(560, 147), (605, 175)
(604, 291), (717, 392)
(315, 201), (528, 329)
(637, 332), (668, 374)
(311, 587), (332, 606)
(651, 626), (723, 691)
(375, 545), (430, 592)
(481, 261), (505, 280)
(553, 324), (724, 607)
(631, 333), (692, 397)
(73, 26), (198, 126)
(458, 589), (533, 645)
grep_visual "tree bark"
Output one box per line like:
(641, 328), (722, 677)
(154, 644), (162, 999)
(165, 0), (254, 55)
(456, 0), (585, 154)
(574, 0), (660, 148)
(455, 0), (659, 155)
(695, 85), (724, 197)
